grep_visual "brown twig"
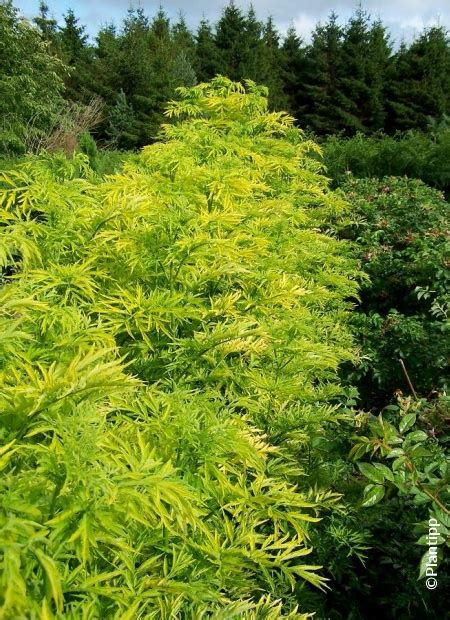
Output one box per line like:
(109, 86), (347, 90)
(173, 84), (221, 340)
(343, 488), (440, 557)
(420, 487), (450, 515)
(399, 358), (418, 400)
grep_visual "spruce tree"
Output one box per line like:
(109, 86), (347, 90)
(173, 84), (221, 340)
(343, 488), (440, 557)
(339, 8), (372, 133)
(171, 50), (197, 87)
(384, 41), (416, 132)
(172, 14), (195, 59)
(338, 10), (392, 133)
(365, 19), (392, 131)
(171, 15), (197, 87)
(33, 1), (57, 45)
(239, 5), (264, 81)
(300, 13), (346, 134)
(281, 25), (307, 118)
(215, 1), (247, 80)
(146, 8), (176, 136)
(93, 24), (121, 103)
(118, 7), (154, 144)
(106, 89), (138, 148)
(119, 6), (151, 97)
(387, 26), (450, 131)
(259, 17), (288, 110)
(59, 9), (93, 102)
(195, 19), (220, 82)
(59, 9), (88, 65)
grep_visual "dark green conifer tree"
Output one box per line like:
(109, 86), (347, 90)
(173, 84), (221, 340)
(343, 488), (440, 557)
(365, 19), (392, 131)
(33, 1), (57, 44)
(119, 7), (151, 97)
(239, 6), (264, 80)
(339, 8), (372, 132)
(338, 10), (391, 133)
(118, 7), (154, 144)
(387, 26), (450, 131)
(59, 9), (93, 102)
(215, 1), (247, 80)
(259, 17), (288, 110)
(59, 8), (88, 64)
(146, 8), (176, 135)
(172, 14), (195, 59)
(195, 18), (220, 82)
(280, 25), (307, 118)
(171, 15), (197, 87)
(106, 89), (138, 148)
(93, 24), (121, 103)
(300, 13), (346, 134)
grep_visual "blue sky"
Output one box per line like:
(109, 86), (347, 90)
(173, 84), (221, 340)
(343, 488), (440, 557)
(13, 0), (450, 42)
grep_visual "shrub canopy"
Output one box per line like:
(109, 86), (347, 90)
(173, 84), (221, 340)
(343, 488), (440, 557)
(0, 77), (359, 616)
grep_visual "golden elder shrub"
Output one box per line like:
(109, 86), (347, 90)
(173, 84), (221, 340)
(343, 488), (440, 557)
(0, 78), (359, 617)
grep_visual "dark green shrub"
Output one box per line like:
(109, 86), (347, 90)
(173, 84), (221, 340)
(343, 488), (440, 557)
(348, 395), (450, 619)
(340, 176), (449, 407)
(322, 130), (450, 193)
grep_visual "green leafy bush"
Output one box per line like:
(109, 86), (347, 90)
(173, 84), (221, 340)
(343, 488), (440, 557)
(0, 1), (65, 155)
(340, 176), (449, 406)
(302, 174), (450, 619)
(322, 130), (450, 193)
(302, 396), (449, 620)
(348, 395), (450, 619)
(0, 78), (359, 616)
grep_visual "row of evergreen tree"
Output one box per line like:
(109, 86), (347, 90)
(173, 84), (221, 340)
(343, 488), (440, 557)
(14, 1), (450, 147)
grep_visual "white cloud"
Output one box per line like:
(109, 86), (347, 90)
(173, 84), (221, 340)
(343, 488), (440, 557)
(292, 13), (317, 40)
(400, 15), (442, 30)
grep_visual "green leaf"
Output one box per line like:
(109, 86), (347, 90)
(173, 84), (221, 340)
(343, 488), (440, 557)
(409, 445), (432, 458)
(399, 413), (416, 433)
(361, 484), (385, 507)
(405, 430), (428, 443)
(373, 462), (395, 482)
(412, 492), (432, 505)
(418, 548), (443, 580)
(418, 550), (430, 580)
(417, 533), (445, 545)
(432, 509), (450, 528)
(392, 456), (408, 471)
(386, 448), (404, 458)
(357, 462), (386, 484)
(35, 549), (64, 613)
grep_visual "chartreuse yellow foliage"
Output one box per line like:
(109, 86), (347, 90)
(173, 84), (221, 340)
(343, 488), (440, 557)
(0, 78), (359, 617)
